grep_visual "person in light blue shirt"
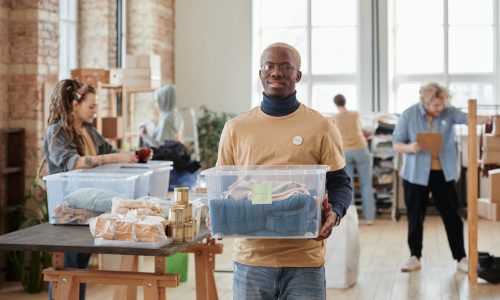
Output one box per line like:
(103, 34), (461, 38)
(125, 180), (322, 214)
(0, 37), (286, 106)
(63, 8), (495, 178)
(393, 82), (489, 273)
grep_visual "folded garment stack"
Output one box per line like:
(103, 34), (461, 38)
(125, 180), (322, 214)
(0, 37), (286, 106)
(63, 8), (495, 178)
(209, 194), (318, 237)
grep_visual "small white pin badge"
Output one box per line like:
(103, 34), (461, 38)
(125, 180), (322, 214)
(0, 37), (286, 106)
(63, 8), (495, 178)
(292, 136), (303, 145)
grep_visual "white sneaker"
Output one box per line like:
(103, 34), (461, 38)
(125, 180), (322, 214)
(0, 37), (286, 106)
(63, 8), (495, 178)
(401, 256), (421, 272)
(457, 257), (468, 273)
(364, 220), (374, 226)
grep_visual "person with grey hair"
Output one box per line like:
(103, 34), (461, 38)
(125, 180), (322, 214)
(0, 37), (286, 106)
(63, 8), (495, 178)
(393, 82), (489, 273)
(215, 42), (352, 299)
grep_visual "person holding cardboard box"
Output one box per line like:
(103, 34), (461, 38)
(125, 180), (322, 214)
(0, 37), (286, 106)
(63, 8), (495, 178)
(215, 43), (352, 299)
(393, 82), (489, 273)
(44, 79), (141, 300)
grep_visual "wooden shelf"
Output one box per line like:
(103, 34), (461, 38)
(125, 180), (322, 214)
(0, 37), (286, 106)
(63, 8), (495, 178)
(97, 82), (158, 149)
(0, 128), (25, 283)
(0, 167), (22, 176)
(1, 128), (24, 134)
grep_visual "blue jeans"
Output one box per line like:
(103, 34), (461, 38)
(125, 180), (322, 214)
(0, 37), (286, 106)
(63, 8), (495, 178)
(344, 147), (375, 221)
(232, 261), (326, 300)
(48, 252), (91, 300)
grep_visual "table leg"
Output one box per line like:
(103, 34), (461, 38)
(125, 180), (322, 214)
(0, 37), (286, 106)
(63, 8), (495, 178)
(50, 252), (65, 299)
(55, 274), (79, 300)
(142, 279), (160, 300)
(155, 257), (166, 299)
(186, 238), (223, 300)
(113, 255), (138, 300)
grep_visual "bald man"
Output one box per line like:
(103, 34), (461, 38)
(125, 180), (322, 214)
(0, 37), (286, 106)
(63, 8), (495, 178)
(217, 42), (352, 299)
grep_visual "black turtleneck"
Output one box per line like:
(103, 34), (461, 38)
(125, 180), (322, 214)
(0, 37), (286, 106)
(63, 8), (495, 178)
(258, 91), (352, 223)
(260, 92), (300, 117)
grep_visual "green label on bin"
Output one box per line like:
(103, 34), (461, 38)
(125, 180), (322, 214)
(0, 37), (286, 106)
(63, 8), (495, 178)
(251, 183), (272, 204)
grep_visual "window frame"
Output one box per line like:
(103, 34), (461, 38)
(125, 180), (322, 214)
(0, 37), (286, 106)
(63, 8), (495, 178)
(252, 0), (366, 115)
(389, 0), (499, 112)
(59, 0), (78, 80)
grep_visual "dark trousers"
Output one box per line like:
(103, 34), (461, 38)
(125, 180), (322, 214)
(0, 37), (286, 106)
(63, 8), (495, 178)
(403, 170), (466, 261)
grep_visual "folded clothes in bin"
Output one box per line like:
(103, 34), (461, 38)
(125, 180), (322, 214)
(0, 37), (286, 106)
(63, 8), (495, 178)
(209, 194), (318, 237)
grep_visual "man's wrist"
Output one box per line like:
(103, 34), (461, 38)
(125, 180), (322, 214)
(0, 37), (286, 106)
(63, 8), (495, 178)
(334, 214), (341, 227)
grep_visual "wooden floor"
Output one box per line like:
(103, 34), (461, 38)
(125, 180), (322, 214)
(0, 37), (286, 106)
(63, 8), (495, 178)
(1, 215), (499, 300)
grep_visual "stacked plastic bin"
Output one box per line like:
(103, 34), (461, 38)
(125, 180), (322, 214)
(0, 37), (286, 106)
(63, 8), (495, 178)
(95, 161), (173, 197)
(70, 168), (153, 198)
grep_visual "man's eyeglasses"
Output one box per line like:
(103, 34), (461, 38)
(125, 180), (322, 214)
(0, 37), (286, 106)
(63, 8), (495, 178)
(260, 63), (296, 74)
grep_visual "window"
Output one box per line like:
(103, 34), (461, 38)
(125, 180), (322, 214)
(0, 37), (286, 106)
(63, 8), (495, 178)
(252, 0), (360, 115)
(389, 0), (496, 113)
(59, 0), (78, 80)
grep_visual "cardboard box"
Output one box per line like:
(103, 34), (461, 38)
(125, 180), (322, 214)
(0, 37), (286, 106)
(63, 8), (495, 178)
(71, 68), (110, 87)
(482, 149), (500, 164)
(416, 132), (442, 152)
(122, 78), (161, 89)
(126, 55), (161, 68)
(493, 116), (500, 136)
(101, 117), (123, 138)
(109, 69), (124, 85)
(483, 134), (500, 151)
(488, 169), (500, 202)
(124, 68), (161, 78)
(478, 198), (500, 221)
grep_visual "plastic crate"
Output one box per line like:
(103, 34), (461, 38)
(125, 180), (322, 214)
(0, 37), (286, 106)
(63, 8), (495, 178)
(95, 161), (173, 197)
(71, 168), (153, 198)
(201, 165), (329, 239)
(44, 172), (140, 224)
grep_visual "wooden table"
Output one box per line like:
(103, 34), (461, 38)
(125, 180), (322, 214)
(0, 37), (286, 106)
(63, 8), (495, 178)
(0, 223), (223, 300)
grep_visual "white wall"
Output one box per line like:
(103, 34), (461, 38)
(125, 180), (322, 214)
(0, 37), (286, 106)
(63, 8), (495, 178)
(175, 0), (252, 115)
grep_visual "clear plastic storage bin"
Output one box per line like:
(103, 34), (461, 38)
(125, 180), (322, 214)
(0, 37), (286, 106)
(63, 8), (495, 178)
(95, 161), (173, 197)
(44, 172), (140, 224)
(71, 168), (153, 198)
(201, 165), (330, 239)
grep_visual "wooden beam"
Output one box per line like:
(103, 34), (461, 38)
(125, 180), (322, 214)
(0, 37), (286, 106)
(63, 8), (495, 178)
(467, 99), (478, 283)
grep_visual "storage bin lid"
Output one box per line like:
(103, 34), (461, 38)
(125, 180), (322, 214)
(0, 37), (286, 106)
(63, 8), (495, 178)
(201, 165), (330, 176)
(71, 169), (154, 176)
(44, 172), (139, 182)
(95, 161), (173, 171)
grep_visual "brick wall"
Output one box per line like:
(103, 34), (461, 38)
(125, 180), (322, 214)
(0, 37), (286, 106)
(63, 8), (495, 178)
(0, 2), (9, 131)
(0, 1), (9, 213)
(79, 0), (117, 68)
(126, 0), (174, 135)
(78, 0), (117, 116)
(127, 0), (174, 83)
(7, 0), (59, 180)
(0, 0), (176, 182)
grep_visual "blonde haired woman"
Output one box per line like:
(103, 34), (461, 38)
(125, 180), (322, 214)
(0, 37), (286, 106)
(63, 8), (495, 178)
(393, 82), (489, 273)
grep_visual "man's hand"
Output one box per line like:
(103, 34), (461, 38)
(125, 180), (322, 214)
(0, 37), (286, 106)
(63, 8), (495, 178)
(315, 197), (337, 241)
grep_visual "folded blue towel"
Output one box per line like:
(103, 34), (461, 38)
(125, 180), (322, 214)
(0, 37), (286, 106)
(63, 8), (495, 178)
(208, 194), (318, 237)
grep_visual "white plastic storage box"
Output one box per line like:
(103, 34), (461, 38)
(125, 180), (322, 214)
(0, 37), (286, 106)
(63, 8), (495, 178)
(201, 165), (330, 239)
(95, 161), (173, 197)
(70, 169), (153, 198)
(44, 172), (140, 225)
